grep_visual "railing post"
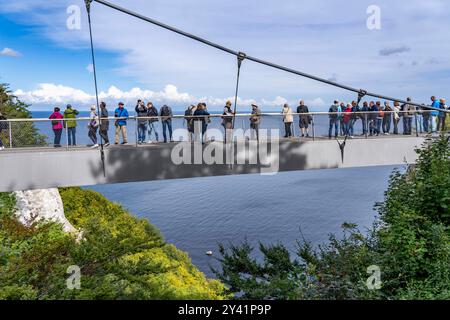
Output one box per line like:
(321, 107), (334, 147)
(365, 113), (368, 139)
(65, 120), (69, 149)
(135, 117), (138, 147)
(8, 120), (12, 148)
(312, 115), (315, 141)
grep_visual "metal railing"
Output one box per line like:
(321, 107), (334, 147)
(0, 110), (447, 150)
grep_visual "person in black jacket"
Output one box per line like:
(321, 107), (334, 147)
(135, 100), (148, 144)
(147, 102), (159, 143)
(297, 100), (310, 137)
(99, 102), (110, 146)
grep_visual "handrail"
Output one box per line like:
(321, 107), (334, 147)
(0, 110), (444, 123)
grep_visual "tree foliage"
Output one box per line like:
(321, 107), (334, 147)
(214, 137), (450, 300)
(0, 188), (228, 300)
(0, 83), (46, 147)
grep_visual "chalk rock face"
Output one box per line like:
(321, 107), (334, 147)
(14, 188), (77, 233)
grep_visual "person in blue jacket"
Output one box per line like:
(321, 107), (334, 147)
(430, 96), (440, 133)
(114, 102), (129, 145)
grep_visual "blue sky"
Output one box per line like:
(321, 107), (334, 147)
(0, 0), (449, 111)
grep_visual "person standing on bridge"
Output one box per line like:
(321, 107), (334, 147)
(339, 102), (345, 136)
(393, 101), (401, 135)
(49, 107), (63, 148)
(375, 101), (383, 136)
(63, 104), (79, 146)
(430, 96), (440, 133)
(382, 101), (392, 135)
(368, 101), (377, 136)
(250, 104), (261, 141)
(360, 101), (369, 136)
(222, 101), (234, 143)
(88, 105), (99, 148)
(99, 102), (110, 147)
(401, 98), (414, 135)
(147, 102), (159, 143)
(184, 105), (195, 142)
(437, 98), (447, 132)
(160, 104), (173, 143)
(135, 100), (148, 144)
(297, 100), (310, 138)
(282, 103), (294, 138)
(328, 101), (339, 139)
(342, 103), (352, 136)
(193, 103), (210, 144)
(114, 102), (129, 145)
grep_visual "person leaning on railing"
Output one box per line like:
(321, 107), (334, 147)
(393, 101), (401, 135)
(147, 102), (159, 143)
(382, 101), (392, 135)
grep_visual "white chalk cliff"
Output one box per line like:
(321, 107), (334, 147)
(14, 188), (77, 234)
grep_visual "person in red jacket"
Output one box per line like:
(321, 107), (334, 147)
(49, 107), (63, 147)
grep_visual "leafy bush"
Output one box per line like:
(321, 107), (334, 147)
(215, 137), (450, 300)
(0, 188), (228, 300)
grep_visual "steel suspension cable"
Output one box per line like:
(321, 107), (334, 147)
(91, 0), (449, 114)
(85, 0), (106, 177)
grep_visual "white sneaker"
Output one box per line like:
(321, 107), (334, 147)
(91, 144), (99, 149)
(0, 146), (4, 150)
(104, 143), (110, 147)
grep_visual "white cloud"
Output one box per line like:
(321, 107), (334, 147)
(0, 47), (22, 57)
(14, 83), (313, 110)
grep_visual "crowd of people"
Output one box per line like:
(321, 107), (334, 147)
(0, 96), (447, 150)
(325, 96), (448, 139)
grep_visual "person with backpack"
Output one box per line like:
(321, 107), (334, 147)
(49, 107), (63, 147)
(382, 101), (392, 134)
(297, 100), (310, 137)
(114, 102), (129, 145)
(282, 103), (294, 138)
(249, 104), (261, 141)
(222, 101), (234, 143)
(63, 104), (79, 146)
(99, 102), (110, 147)
(88, 105), (99, 148)
(160, 104), (173, 143)
(146, 102), (159, 143)
(184, 105), (195, 142)
(135, 100), (148, 144)
(328, 100), (339, 139)
(0, 111), (7, 150)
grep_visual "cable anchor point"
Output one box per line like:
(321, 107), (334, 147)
(85, 0), (93, 13)
(237, 52), (246, 68)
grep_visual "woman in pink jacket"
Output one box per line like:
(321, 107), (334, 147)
(49, 107), (63, 147)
